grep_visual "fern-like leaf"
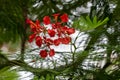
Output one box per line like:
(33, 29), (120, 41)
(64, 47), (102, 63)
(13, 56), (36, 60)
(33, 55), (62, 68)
(72, 16), (109, 31)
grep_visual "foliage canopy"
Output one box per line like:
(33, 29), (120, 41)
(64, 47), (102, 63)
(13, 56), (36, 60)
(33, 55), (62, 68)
(0, 0), (120, 80)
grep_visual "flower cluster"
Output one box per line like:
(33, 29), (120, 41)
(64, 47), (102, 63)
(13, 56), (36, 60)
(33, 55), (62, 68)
(26, 13), (75, 58)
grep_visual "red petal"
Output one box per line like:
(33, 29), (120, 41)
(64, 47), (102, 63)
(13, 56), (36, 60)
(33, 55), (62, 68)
(39, 50), (48, 58)
(28, 34), (36, 43)
(26, 18), (38, 33)
(67, 28), (75, 35)
(60, 13), (68, 22)
(49, 49), (55, 57)
(43, 16), (50, 25)
(54, 39), (61, 46)
(35, 36), (42, 47)
(29, 23), (37, 33)
(61, 37), (71, 44)
(47, 29), (56, 37)
(35, 20), (41, 29)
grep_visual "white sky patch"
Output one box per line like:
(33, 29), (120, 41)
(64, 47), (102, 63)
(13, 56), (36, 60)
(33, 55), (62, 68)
(18, 71), (33, 80)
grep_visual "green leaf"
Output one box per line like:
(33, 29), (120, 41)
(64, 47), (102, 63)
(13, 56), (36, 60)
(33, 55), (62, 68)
(0, 67), (19, 80)
(93, 16), (97, 25)
(72, 16), (109, 31)
(0, 67), (10, 73)
(46, 74), (50, 80)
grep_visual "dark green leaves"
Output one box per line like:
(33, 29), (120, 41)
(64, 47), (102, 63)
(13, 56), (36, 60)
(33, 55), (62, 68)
(0, 0), (25, 43)
(72, 16), (109, 31)
(0, 67), (19, 80)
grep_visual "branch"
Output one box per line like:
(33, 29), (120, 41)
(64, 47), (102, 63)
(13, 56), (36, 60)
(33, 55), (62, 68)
(4, 51), (88, 77)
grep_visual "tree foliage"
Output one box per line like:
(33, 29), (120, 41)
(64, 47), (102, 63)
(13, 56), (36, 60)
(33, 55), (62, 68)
(0, 0), (120, 80)
(0, 67), (19, 80)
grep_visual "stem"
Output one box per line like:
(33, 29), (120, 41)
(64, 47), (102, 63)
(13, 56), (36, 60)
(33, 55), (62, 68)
(20, 2), (28, 61)
(20, 37), (26, 61)
(71, 31), (81, 63)
(71, 43), (76, 63)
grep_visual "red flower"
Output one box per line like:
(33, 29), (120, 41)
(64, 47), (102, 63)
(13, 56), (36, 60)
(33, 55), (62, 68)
(35, 36), (42, 47)
(39, 50), (48, 58)
(49, 49), (55, 57)
(67, 28), (75, 35)
(27, 13), (76, 58)
(43, 16), (50, 25)
(61, 37), (71, 44)
(29, 34), (36, 43)
(60, 13), (68, 22)
(54, 38), (61, 46)
(47, 29), (56, 37)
